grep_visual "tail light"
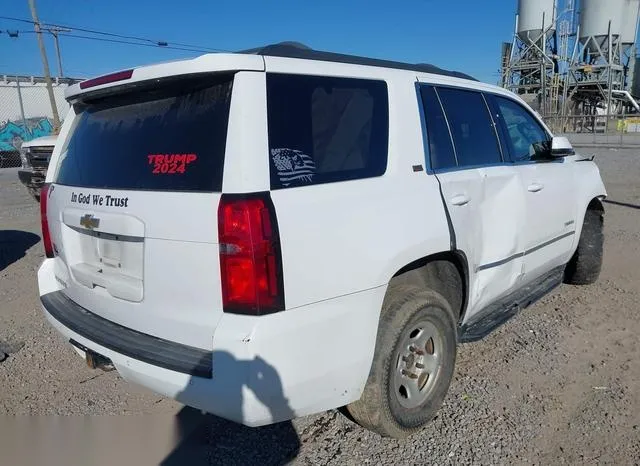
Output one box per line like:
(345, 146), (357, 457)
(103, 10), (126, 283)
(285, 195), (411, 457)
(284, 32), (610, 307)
(40, 183), (54, 258)
(218, 193), (284, 315)
(79, 69), (134, 89)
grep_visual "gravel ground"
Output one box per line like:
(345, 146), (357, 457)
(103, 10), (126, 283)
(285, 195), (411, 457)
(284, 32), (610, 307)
(1, 148), (639, 465)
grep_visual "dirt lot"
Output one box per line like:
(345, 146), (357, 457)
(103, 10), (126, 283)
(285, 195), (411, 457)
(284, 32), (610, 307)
(1, 148), (639, 465)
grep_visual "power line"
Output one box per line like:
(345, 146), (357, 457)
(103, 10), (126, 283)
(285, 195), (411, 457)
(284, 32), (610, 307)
(0, 15), (227, 52)
(57, 32), (219, 53)
(5, 29), (217, 53)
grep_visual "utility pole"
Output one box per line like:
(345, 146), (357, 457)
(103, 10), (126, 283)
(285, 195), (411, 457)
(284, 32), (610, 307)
(43, 27), (71, 78)
(51, 29), (64, 78)
(28, 0), (61, 132)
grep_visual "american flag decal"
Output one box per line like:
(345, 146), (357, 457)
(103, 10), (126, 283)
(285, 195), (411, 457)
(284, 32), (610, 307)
(271, 148), (316, 187)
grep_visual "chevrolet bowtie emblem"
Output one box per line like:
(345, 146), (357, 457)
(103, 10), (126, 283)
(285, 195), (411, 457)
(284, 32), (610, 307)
(80, 214), (100, 230)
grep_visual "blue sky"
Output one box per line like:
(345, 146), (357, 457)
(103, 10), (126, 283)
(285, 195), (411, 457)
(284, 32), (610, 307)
(2, 0), (518, 84)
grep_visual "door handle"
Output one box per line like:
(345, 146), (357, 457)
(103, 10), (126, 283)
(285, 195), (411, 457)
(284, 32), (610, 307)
(450, 194), (470, 206)
(527, 183), (544, 193)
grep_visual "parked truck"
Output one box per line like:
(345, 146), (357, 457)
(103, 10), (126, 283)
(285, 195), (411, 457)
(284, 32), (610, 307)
(18, 135), (57, 202)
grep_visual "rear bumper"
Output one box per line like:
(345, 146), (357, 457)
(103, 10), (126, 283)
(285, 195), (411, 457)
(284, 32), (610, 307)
(38, 258), (385, 426)
(41, 291), (212, 378)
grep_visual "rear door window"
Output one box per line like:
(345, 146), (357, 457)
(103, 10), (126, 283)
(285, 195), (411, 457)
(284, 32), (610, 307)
(420, 85), (457, 170)
(55, 75), (233, 192)
(436, 87), (502, 167)
(266, 74), (389, 189)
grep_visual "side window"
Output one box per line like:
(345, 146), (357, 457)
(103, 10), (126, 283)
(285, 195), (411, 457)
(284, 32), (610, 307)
(266, 74), (389, 189)
(436, 87), (502, 167)
(493, 96), (550, 162)
(420, 86), (457, 170)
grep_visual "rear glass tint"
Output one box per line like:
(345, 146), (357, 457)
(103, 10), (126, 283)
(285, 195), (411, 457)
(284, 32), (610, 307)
(266, 73), (389, 189)
(55, 75), (233, 192)
(420, 86), (457, 170)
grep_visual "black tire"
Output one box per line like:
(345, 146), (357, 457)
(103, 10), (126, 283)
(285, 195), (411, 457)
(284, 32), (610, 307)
(564, 209), (604, 285)
(346, 285), (457, 438)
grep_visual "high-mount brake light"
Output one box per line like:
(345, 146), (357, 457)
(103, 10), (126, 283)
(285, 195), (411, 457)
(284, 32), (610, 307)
(40, 183), (54, 258)
(79, 70), (134, 89)
(218, 194), (284, 315)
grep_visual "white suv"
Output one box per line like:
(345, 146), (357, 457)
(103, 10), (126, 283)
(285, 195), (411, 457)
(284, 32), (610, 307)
(38, 43), (606, 438)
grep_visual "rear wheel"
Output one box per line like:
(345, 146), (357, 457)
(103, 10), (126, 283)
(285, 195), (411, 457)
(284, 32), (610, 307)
(564, 209), (604, 285)
(347, 285), (457, 438)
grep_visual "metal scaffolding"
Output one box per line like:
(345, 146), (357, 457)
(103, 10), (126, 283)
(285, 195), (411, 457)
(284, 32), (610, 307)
(501, 0), (640, 126)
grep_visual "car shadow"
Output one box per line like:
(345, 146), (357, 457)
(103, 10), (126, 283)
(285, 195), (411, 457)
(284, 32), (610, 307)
(604, 199), (640, 211)
(160, 352), (301, 466)
(0, 230), (41, 272)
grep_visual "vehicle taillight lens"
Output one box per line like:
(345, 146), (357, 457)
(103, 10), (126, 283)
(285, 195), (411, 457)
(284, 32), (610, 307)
(79, 69), (134, 89)
(40, 183), (54, 258)
(218, 194), (284, 315)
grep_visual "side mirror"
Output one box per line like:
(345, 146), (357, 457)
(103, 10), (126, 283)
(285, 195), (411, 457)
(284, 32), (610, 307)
(550, 136), (575, 157)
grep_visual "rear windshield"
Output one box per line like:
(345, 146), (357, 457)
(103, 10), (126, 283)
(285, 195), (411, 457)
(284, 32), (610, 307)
(55, 74), (233, 192)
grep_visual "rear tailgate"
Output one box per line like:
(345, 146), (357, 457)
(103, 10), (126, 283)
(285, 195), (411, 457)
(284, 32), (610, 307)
(46, 73), (234, 350)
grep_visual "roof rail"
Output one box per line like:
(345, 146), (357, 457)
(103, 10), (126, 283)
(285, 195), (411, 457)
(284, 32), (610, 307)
(239, 42), (477, 81)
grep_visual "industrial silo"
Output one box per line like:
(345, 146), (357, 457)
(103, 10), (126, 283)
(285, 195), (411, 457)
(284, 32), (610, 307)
(579, 0), (625, 54)
(517, 0), (556, 45)
(622, 1), (640, 97)
(632, 59), (640, 96)
(621, 0), (640, 45)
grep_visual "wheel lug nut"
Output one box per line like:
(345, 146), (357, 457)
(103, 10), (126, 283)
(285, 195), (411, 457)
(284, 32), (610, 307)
(401, 370), (418, 379)
(415, 363), (424, 369)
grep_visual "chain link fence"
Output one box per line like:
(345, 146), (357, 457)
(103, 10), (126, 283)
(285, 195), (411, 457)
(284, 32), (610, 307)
(542, 113), (640, 146)
(0, 75), (81, 168)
